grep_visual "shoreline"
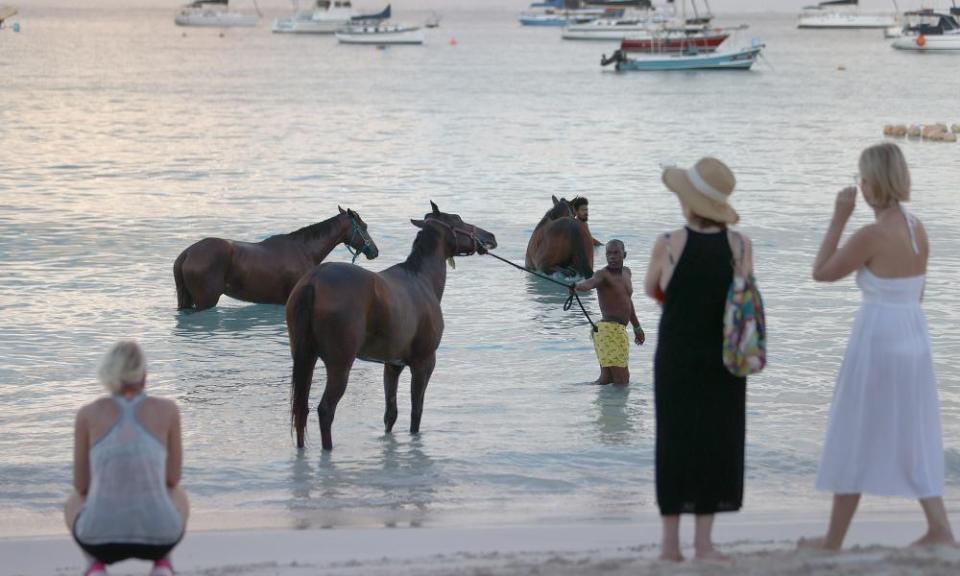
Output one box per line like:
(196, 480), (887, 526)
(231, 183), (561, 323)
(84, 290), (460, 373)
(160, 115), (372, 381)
(5, 515), (960, 576)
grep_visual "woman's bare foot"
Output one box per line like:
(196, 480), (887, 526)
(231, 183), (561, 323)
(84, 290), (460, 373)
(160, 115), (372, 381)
(911, 531), (956, 547)
(694, 547), (731, 563)
(658, 550), (684, 562)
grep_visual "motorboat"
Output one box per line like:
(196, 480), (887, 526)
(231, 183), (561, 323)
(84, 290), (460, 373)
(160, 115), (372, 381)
(620, 28), (732, 53)
(519, 0), (607, 27)
(335, 22), (423, 44)
(602, 41), (764, 71)
(562, 15), (666, 40)
(798, 0), (895, 29)
(174, 0), (260, 27)
(891, 10), (960, 51)
(273, 0), (355, 34)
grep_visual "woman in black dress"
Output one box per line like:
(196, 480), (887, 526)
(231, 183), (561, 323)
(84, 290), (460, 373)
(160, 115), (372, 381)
(643, 157), (752, 562)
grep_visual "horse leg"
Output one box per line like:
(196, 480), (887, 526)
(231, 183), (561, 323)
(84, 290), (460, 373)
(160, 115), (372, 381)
(383, 364), (404, 433)
(317, 361), (353, 451)
(409, 354), (436, 435)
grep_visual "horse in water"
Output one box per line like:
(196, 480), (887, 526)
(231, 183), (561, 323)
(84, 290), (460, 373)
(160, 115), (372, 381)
(287, 201), (497, 450)
(173, 207), (378, 311)
(525, 195), (593, 278)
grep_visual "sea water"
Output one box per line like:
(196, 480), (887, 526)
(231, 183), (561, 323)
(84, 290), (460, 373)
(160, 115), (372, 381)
(1, 6), (959, 537)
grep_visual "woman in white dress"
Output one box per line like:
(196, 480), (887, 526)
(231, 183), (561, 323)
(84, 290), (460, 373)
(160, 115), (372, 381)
(803, 142), (954, 550)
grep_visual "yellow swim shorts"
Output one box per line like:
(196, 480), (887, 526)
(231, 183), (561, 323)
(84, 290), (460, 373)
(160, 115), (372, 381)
(591, 321), (629, 368)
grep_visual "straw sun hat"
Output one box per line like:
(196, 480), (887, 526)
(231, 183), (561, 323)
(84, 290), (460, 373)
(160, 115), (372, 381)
(662, 157), (739, 225)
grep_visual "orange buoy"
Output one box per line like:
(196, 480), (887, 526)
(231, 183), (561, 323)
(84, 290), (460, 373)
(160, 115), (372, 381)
(917, 34), (926, 47)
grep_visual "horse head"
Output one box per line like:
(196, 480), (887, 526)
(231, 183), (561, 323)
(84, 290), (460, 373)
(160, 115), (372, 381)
(411, 200), (497, 257)
(339, 206), (379, 260)
(546, 195), (575, 221)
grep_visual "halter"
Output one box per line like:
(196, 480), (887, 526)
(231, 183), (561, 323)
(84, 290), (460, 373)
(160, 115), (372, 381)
(344, 215), (374, 264)
(424, 216), (487, 256)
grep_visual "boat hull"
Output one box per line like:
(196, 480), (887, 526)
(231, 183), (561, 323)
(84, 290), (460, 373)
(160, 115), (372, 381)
(613, 45), (763, 71)
(272, 17), (345, 34)
(798, 13), (896, 29)
(892, 33), (960, 51)
(621, 34), (728, 53)
(175, 11), (259, 27)
(336, 28), (425, 44)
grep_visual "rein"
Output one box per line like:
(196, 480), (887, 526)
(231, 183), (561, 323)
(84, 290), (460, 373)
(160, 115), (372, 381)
(344, 216), (373, 264)
(480, 250), (598, 333)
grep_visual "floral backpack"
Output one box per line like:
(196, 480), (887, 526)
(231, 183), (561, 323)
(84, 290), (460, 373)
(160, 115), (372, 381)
(723, 233), (766, 377)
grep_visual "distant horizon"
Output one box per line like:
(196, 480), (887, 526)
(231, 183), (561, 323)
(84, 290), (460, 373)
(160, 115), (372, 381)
(15, 0), (941, 15)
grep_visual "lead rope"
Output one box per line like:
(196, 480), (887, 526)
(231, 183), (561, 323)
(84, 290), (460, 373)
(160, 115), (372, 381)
(480, 250), (598, 332)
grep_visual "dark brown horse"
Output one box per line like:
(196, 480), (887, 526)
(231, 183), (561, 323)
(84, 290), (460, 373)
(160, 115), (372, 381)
(287, 201), (497, 450)
(525, 195), (594, 278)
(173, 208), (378, 311)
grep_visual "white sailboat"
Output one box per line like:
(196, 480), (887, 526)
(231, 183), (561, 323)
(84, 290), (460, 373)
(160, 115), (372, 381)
(175, 0), (260, 28)
(273, 0), (356, 34)
(798, 0), (895, 29)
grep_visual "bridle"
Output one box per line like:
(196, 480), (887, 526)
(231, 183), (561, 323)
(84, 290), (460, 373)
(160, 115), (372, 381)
(344, 214), (375, 264)
(424, 216), (487, 256)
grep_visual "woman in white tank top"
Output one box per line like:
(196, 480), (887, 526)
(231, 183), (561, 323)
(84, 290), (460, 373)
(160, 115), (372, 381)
(64, 341), (189, 576)
(802, 143), (955, 551)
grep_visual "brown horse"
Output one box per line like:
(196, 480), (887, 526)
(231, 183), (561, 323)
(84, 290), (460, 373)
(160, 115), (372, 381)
(173, 208), (378, 311)
(525, 195), (594, 278)
(286, 201), (497, 450)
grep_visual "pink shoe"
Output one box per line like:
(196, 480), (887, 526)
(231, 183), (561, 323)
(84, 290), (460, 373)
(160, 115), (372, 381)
(84, 561), (107, 576)
(149, 557), (175, 576)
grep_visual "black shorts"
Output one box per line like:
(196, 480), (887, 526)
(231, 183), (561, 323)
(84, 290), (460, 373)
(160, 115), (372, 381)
(73, 516), (183, 564)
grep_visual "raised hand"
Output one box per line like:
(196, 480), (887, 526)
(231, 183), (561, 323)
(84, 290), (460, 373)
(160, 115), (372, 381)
(834, 186), (857, 222)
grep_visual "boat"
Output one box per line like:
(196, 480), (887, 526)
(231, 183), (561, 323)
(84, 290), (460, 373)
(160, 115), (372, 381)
(273, 1), (390, 34)
(620, 28), (732, 53)
(425, 11), (440, 28)
(602, 41), (764, 71)
(891, 10), (960, 51)
(561, 15), (665, 41)
(519, 0), (607, 27)
(798, 0), (895, 29)
(174, 0), (260, 27)
(335, 22), (424, 44)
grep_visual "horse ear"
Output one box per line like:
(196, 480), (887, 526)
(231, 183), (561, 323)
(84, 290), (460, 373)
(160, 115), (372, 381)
(430, 201), (440, 214)
(347, 208), (355, 217)
(338, 206), (346, 214)
(552, 195), (560, 206)
(410, 219), (426, 229)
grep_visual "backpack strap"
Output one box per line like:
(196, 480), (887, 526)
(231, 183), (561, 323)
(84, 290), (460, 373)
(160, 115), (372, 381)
(729, 231), (745, 276)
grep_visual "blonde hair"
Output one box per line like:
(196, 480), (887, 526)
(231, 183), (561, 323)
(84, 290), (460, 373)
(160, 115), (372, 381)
(98, 340), (146, 394)
(859, 142), (911, 207)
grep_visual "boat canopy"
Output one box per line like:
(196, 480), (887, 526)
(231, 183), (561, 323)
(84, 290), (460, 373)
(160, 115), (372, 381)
(351, 3), (390, 22)
(186, 0), (228, 7)
(903, 11), (960, 34)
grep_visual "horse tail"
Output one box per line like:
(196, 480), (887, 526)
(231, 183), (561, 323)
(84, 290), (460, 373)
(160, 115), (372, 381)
(567, 220), (593, 278)
(290, 283), (317, 447)
(173, 250), (193, 309)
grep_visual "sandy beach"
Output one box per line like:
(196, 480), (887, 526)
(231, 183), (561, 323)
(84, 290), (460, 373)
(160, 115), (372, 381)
(5, 516), (960, 576)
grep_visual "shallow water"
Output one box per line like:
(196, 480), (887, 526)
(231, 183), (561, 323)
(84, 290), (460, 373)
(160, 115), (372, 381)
(2, 6), (960, 537)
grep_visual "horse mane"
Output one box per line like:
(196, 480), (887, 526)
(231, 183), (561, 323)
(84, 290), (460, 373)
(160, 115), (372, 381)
(287, 213), (342, 242)
(399, 225), (445, 273)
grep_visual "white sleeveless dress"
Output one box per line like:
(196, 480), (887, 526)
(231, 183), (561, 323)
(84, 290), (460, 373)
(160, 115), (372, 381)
(816, 208), (945, 498)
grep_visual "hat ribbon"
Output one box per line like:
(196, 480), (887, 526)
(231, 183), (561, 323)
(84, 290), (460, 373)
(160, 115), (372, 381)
(687, 167), (729, 204)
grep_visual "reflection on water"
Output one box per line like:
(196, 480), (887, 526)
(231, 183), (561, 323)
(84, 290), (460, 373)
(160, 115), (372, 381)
(287, 436), (438, 529)
(172, 303), (287, 338)
(593, 384), (636, 446)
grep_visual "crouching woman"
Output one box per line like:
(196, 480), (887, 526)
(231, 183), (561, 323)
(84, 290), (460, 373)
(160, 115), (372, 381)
(65, 340), (188, 576)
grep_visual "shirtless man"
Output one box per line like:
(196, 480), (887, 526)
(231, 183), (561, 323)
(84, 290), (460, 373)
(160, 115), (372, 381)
(571, 196), (603, 247)
(573, 240), (644, 385)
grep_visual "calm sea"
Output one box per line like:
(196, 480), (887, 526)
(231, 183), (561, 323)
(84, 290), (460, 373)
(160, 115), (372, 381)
(2, 6), (959, 538)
